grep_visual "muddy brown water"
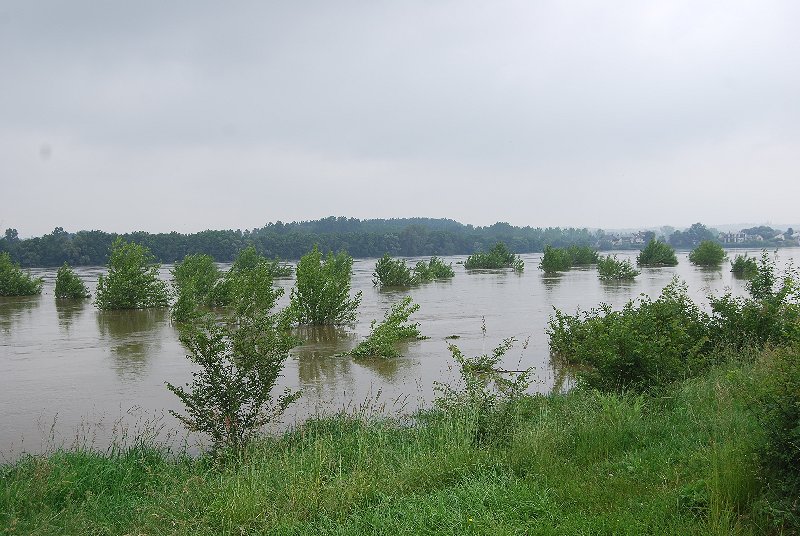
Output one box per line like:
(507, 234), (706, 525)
(1, 249), (795, 457)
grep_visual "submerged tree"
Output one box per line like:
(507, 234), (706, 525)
(167, 266), (299, 451)
(54, 263), (90, 299)
(95, 238), (169, 310)
(0, 252), (43, 296)
(290, 245), (362, 325)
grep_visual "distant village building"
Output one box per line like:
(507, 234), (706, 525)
(718, 232), (763, 244)
(610, 231), (649, 247)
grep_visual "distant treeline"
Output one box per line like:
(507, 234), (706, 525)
(0, 218), (598, 267)
(1, 218), (796, 267)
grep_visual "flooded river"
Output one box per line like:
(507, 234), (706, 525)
(1, 249), (796, 457)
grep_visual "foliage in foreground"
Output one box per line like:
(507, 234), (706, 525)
(95, 238), (169, 310)
(2, 356), (780, 535)
(637, 239), (679, 267)
(707, 252), (800, 350)
(751, 344), (800, 527)
(596, 255), (639, 281)
(435, 328), (534, 446)
(54, 263), (90, 299)
(465, 242), (523, 271)
(290, 245), (362, 325)
(548, 278), (711, 392)
(0, 252), (43, 296)
(731, 254), (758, 278)
(689, 240), (727, 267)
(372, 254), (416, 287)
(349, 297), (424, 358)
(166, 266), (299, 451)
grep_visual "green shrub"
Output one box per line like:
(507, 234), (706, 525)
(166, 273), (298, 451)
(171, 254), (230, 317)
(95, 238), (169, 310)
(372, 254), (416, 287)
(290, 245), (362, 325)
(229, 245), (292, 278)
(539, 246), (573, 273)
(547, 278), (711, 392)
(637, 239), (679, 267)
(465, 242), (523, 271)
(349, 296), (424, 358)
(597, 255), (639, 281)
(751, 344), (800, 530)
(434, 326), (534, 445)
(689, 240), (726, 267)
(730, 254), (758, 278)
(708, 252), (800, 349)
(414, 256), (455, 281)
(0, 252), (43, 296)
(567, 245), (600, 265)
(54, 263), (90, 299)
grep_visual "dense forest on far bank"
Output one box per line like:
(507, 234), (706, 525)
(1, 217), (798, 267)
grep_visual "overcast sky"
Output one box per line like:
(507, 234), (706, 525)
(1, 1), (798, 237)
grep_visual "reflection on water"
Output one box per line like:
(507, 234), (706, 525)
(292, 325), (355, 389)
(55, 299), (86, 332)
(0, 296), (40, 334)
(97, 309), (168, 378)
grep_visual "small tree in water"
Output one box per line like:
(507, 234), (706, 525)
(167, 265), (299, 452)
(95, 238), (169, 309)
(290, 245), (362, 325)
(55, 263), (90, 299)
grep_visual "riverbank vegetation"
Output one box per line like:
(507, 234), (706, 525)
(54, 263), (90, 299)
(373, 255), (455, 288)
(465, 242), (524, 271)
(0, 252), (43, 296)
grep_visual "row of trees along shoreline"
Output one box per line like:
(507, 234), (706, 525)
(1, 218), (798, 267)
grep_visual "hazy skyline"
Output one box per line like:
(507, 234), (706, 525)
(1, 1), (798, 238)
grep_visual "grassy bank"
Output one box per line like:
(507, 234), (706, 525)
(2, 353), (785, 535)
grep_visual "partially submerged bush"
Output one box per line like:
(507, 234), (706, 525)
(414, 256), (455, 281)
(54, 262), (90, 299)
(689, 240), (726, 267)
(349, 296), (424, 358)
(435, 325), (534, 445)
(465, 242), (523, 271)
(539, 245), (573, 273)
(637, 239), (678, 267)
(167, 267), (298, 452)
(372, 254), (416, 287)
(708, 252), (800, 349)
(548, 278), (710, 392)
(567, 245), (599, 265)
(290, 245), (362, 325)
(597, 255), (639, 281)
(0, 252), (43, 296)
(731, 254), (758, 278)
(95, 238), (169, 310)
